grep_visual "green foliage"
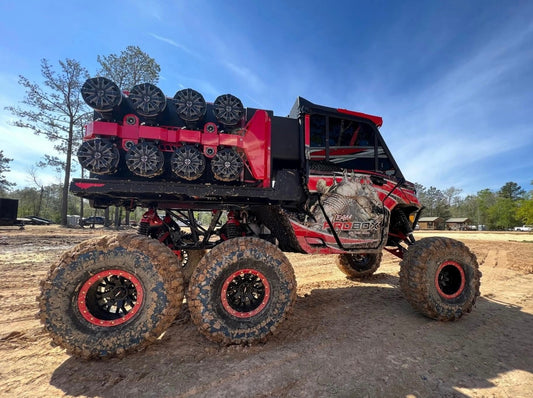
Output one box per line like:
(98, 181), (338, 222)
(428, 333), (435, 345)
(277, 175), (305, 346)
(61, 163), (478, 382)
(498, 181), (525, 201)
(0, 150), (15, 194)
(487, 197), (518, 230)
(415, 184), (450, 219)
(97, 45), (161, 91)
(416, 181), (529, 230)
(7, 184), (91, 223)
(516, 192), (533, 225)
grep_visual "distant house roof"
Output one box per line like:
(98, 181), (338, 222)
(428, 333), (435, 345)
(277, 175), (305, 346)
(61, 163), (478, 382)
(419, 217), (443, 222)
(446, 218), (471, 223)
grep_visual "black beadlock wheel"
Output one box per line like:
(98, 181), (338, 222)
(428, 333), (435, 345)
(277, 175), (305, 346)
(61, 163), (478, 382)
(213, 94), (244, 126)
(187, 237), (297, 345)
(399, 237), (481, 321)
(174, 88), (206, 122)
(171, 145), (206, 181)
(38, 233), (184, 359)
(129, 83), (167, 117)
(125, 141), (164, 177)
(81, 77), (122, 112)
(336, 252), (382, 278)
(77, 139), (120, 175)
(211, 148), (243, 182)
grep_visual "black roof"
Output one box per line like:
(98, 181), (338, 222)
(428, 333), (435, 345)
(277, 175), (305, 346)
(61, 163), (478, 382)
(289, 97), (383, 127)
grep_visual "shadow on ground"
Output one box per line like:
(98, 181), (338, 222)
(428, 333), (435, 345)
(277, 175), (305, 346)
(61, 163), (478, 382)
(50, 283), (533, 398)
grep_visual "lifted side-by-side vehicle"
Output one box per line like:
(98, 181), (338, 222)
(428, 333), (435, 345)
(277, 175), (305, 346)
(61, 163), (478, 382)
(38, 77), (481, 358)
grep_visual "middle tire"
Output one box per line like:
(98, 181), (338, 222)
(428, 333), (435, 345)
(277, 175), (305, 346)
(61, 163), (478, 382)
(187, 237), (297, 345)
(179, 249), (207, 283)
(336, 252), (382, 278)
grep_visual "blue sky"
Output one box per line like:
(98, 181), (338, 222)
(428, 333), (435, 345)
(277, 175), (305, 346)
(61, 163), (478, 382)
(0, 0), (532, 195)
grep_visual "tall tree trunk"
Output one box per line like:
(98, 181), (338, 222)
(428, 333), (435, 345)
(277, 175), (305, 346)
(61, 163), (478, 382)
(37, 186), (44, 216)
(80, 168), (84, 218)
(61, 123), (74, 226)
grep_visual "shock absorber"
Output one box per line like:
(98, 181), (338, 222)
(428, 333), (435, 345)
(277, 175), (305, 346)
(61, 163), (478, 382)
(138, 208), (163, 237)
(220, 211), (245, 240)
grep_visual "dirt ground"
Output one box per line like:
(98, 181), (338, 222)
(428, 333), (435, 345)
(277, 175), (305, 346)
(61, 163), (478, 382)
(0, 226), (532, 398)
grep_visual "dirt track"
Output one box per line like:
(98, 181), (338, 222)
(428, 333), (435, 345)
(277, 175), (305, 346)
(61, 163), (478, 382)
(1, 226), (532, 397)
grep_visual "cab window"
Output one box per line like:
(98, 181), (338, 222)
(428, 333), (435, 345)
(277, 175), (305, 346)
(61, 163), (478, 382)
(309, 114), (396, 176)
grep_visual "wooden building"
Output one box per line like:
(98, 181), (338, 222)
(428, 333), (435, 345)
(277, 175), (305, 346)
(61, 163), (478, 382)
(446, 218), (471, 231)
(417, 216), (445, 230)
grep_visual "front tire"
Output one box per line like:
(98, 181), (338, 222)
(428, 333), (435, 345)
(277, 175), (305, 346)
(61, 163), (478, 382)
(38, 233), (184, 358)
(399, 237), (481, 321)
(187, 237), (296, 345)
(336, 252), (382, 278)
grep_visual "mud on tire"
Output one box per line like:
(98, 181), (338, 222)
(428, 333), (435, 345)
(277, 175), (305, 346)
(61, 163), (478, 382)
(180, 249), (207, 284)
(38, 233), (184, 359)
(187, 237), (297, 345)
(399, 237), (481, 321)
(336, 252), (382, 278)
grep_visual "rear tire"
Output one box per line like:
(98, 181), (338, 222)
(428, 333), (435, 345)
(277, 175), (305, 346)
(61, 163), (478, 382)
(399, 237), (481, 321)
(336, 252), (382, 278)
(38, 233), (184, 358)
(187, 237), (296, 345)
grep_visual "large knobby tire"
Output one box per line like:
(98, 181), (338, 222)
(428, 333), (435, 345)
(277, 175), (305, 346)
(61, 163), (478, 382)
(38, 233), (184, 359)
(187, 237), (297, 345)
(336, 252), (382, 278)
(399, 237), (481, 321)
(180, 249), (208, 283)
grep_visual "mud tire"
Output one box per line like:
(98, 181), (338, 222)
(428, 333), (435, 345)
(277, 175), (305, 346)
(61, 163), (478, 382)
(38, 233), (184, 359)
(336, 252), (382, 278)
(399, 237), (481, 321)
(180, 249), (208, 283)
(187, 237), (296, 345)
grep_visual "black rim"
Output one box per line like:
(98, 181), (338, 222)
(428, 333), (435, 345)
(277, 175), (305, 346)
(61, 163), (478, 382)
(350, 254), (373, 272)
(221, 269), (270, 317)
(435, 261), (465, 298)
(180, 250), (189, 268)
(78, 270), (143, 326)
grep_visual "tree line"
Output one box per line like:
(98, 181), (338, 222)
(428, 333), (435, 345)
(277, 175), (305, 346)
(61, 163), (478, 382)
(415, 181), (533, 230)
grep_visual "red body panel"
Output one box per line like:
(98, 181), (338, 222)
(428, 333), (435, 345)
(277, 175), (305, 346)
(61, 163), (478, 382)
(337, 108), (383, 127)
(85, 111), (272, 187)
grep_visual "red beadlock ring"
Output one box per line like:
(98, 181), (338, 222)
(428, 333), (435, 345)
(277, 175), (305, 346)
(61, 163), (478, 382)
(434, 261), (466, 299)
(78, 269), (144, 327)
(221, 269), (271, 319)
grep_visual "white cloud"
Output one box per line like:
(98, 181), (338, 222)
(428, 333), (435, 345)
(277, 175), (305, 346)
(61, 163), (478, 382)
(222, 61), (265, 94)
(0, 113), (63, 189)
(149, 33), (195, 55)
